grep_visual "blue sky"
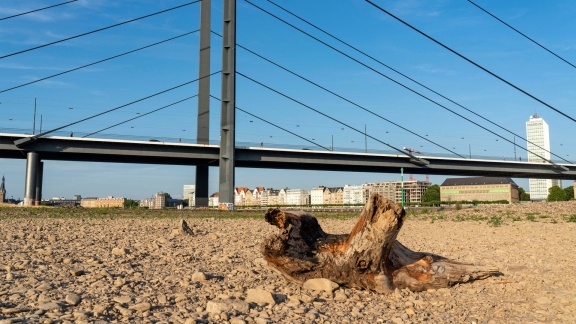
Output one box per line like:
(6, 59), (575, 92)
(1, 0), (575, 200)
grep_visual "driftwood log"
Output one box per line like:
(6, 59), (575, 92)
(261, 194), (499, 293)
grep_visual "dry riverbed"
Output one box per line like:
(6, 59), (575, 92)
(1, 202), (576, 323)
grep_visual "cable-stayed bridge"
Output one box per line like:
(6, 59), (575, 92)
(1, 1), (575, 206)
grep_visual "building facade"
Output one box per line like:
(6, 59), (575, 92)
(286, 189), (310, 206)
(526, 114), (561, 201)
(440, 177), (519, 203)
(81, 197), (125, 208)
(343, 185), (364, 205)
(183, 185), (196, 207)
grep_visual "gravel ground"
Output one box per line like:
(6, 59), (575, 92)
(1, 202), (576, 323)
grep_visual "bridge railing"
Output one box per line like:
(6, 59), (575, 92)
(0, 127), (544, 163)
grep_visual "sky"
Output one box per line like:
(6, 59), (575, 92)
(1, 0), (575, 200)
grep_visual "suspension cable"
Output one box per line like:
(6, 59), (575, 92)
(1, 30), (199, 94)
(262, 0), (571, 164)
(0, 0), (78, 21)
(1, 0), (201, 60)
(364, 0), (576, 123)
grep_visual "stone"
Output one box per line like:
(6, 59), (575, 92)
(303, 278), (339, 293)
(129, 302), (152, 312)
(191, 271), (208, 281)
(2, 308), (30, 315)
(66, 293), (82, 306)
(70, 269), (86, 276)
(36, 282), (52, 291)
(334, 291), (348, 301)
(246, 289), (276, 306)
(112, 247), (129, 255)
(115, 305), (132, 316)
(93, 304), (107, 316)
(114, 296), (133, 304)
(37, 302), (61, 311)
(206, 300), (249, 314)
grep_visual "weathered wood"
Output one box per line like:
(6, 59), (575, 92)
(261, 193), (499, 293)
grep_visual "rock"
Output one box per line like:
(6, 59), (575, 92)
(66, 293), (82, 306)
(70, 269), (86, 276)
(303, 278), (339, 293)
(206, 300), (250, 314)
(2, 308), (30, 315)
(334, 291), (347, 301)
(246, 289), (276, 306)
(129, 302), (152, 312)
(37, 302), (61, 310)
(191, 271), (208, 281)
(36, 282), (52, 291)
(115, 305), (132, 316)
(230, 319), (247, 324)
(112, 247), (129, 255)
(113, 296), (133, 304)
(93, 304), (107, 316)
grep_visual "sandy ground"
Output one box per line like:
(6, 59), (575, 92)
(1, 202), (576, 323)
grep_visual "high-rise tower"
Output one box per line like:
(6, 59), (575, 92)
(526, 114), (561, 201)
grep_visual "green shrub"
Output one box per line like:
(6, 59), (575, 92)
(487, 216), (502, 227)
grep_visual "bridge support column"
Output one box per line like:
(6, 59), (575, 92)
(24, 151), (39, 206)
(195, 0), (211, 208)
(35, 161), (44, 206)
(218, 0), (236, 206)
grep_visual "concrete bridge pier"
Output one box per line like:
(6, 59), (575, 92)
(35, 161), (44, 206)
(24, 151), (42, 206)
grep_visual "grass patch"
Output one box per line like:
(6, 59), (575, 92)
(512, 217), (522, 222)
(567, 215), (576, 223)
(526, 214), (537, 222)
(487, 216), (503, 227)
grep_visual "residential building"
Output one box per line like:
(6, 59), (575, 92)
(81, 197), (125, 208)
(278, 189), (287, 205)
(286, 189), (310, 206)
(209, 192), (219, 207)
(252, 187), (265, 206)
(526, 113), (561, 201)
(261, 188), (280, 206)
(328, 187), (344, 204)
(343, 185), (363, 205)
(310, 186), (330, 205)
(183, 185), (196, 207)
(440, 177), (519, 203)
(234, 187), (251, 206)
(153, 192), (166, 209)
(368, 180), (430, 204)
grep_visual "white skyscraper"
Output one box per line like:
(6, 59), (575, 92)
(526, 113), (561, 201)
(183, 185), (196, 207)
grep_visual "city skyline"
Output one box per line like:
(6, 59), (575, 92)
(1, 1), (575, 200)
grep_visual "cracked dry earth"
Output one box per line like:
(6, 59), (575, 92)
(1, 210), (576, 323)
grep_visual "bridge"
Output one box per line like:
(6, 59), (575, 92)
(2, 131), (574, 176)
(1, 1), (575, 205)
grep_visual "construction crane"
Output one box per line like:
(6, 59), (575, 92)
(403, 146), (422, 154)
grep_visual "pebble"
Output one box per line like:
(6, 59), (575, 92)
(113, 296), (133, 304)
(0, 209), (574, 323)
(246, 289), (276, 306)
(191, 271), (208, 281)
(303, 278), (339, 293)
(65, 293), (82, 306)
(37, 302), (61, 311)
(129, 302), (152, 312)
